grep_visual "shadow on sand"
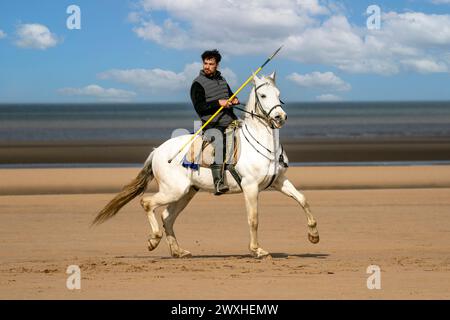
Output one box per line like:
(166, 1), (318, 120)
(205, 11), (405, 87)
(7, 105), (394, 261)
(115, 253), (329, 260)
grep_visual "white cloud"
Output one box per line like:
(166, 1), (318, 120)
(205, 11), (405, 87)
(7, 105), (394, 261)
(401, 58), (448, 73)
(133, 0), (328, 54)
(98, 62), (237, 92)
(130, 1), (450, 75)
(127, 12), (142, 23)
(15, 23), (58, 49)
(134, 19), (189, 49)
(58, 85), (136, 101)
(316, 94), (343, 102)
(287, 71), (351, 91)
(285, 15), (398, 74)
(297, 0), (330, 15)
(99, 67), (186, 91)
(0, 30), (6, 39)
(431, 0), (450, 4)
(382, 12), (450, 48)
(297, 12), (450, 74)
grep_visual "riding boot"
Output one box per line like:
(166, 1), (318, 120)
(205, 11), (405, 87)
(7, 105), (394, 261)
(210, 163), (229, 195)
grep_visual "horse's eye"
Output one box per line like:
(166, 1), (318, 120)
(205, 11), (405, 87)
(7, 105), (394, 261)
(261, 94), (266, 98)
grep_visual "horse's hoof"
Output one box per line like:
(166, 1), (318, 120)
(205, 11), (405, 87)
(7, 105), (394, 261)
(251, 248), (271, 259)
(308, 233), (320, 244)
(172, 250), (192, 258)
(180, 251), (192, 258)
(147, 235), (162, 251)
(147, 240), (158, 251)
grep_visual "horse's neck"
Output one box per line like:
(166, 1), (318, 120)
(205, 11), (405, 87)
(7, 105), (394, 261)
(242, 88), (279, 154)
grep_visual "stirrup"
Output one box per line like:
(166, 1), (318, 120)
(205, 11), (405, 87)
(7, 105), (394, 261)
(210, 164), (228, 195)
(214, 180), (229, 195)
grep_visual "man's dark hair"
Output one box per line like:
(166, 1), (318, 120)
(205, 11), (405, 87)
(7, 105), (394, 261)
(201, 49), (221, 64)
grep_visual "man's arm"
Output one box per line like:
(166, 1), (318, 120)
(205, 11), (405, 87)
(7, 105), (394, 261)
(227, 84), (234, 97)
(190, 81), (221, 114)
(227, 84), (239, 105)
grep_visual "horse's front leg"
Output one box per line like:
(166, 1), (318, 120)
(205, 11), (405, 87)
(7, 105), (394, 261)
(272, 175), (320, 244)
(242, 183), (270, 258)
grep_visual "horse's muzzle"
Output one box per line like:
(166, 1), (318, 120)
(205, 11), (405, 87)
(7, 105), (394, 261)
(273, 114), (287, 128)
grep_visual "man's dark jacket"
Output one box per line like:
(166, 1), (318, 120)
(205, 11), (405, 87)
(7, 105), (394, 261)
(190, 70), (238, 130)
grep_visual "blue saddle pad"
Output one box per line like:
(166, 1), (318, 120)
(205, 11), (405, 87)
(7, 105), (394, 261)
(181, 155), (200, 170)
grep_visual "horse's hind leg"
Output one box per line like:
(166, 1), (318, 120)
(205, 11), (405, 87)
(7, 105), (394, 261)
(272, 175), (320, 244)
(140, 189), (189, 252)
(162, 186), (198, 258)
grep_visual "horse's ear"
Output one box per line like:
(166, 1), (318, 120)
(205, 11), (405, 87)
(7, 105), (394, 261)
(269, 71), (276, 83)
(252, 73), (263, 86)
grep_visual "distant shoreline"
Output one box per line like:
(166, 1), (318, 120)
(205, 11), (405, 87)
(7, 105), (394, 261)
(1, 100), (450, 105)
(1, 136), (450, 165)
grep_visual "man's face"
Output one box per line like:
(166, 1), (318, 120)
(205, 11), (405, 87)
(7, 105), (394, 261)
(203, 58), (218, 76)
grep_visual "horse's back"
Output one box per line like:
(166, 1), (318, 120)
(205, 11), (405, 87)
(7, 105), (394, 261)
(151, 134), (199, 169)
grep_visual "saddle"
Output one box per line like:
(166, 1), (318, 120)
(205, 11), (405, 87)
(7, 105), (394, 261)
(183, 120), (242, 168)
(183, 120), (242, 167)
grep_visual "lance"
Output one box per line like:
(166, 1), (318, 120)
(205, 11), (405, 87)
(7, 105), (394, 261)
(168, 45), (283, 163)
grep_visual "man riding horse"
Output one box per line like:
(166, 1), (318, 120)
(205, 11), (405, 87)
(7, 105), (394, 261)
(93, 47), (320, 258)
(190, 49), (240, 195)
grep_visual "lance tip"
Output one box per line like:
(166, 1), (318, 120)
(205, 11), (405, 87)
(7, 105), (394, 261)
(270, 45), (283, 59)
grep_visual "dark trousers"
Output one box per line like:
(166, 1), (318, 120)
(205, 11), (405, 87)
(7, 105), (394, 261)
(202, 124), (227, 165)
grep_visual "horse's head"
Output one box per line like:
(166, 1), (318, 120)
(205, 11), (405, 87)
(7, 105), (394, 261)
(251, 72), (287, 129)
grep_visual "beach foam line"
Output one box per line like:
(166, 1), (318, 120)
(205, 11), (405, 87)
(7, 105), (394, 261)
(1, 166), (450, 195)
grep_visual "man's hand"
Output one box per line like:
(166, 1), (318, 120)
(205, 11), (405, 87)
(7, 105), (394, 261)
(219, 98), (239, 109)
(219, 99), (232, 108)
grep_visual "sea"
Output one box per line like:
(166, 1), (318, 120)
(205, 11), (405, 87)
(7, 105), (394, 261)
(1, 101), (450, 142)
(1, 101), (450, 167)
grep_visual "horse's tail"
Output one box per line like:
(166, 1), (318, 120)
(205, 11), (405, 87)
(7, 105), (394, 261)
(92, 150), (155, 226)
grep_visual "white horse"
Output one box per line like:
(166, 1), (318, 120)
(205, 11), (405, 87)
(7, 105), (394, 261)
(93, 72), (320, 258)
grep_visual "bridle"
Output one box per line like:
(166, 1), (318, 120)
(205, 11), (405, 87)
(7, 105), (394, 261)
(234, 82), (284, 130)
(233, 82), (289, 181)
(254, 82), (284, 129)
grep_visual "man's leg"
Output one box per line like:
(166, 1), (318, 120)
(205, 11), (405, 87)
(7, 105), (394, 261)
(209, 127), (229, 195)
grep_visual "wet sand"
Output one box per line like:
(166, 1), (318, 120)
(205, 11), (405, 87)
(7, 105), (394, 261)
(0, 166), (449, 299)
(2, 137), (450, 164)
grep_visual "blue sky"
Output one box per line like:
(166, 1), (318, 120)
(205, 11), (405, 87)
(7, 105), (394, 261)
(0, 0), (449, 103)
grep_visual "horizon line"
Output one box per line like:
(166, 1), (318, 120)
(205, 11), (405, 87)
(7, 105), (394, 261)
(1, 100), (450, 105)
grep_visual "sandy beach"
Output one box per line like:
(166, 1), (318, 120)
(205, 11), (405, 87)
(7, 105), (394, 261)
(3, 0), (450, 303)
(0, 165), (449, 299)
